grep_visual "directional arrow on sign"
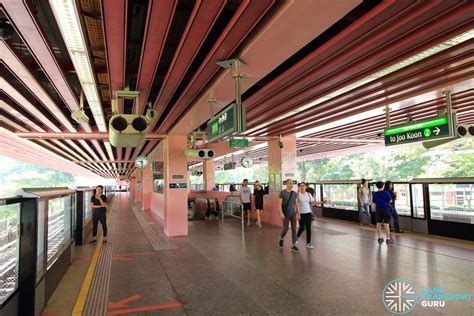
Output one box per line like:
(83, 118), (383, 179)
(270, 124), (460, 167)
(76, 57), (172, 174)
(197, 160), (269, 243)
(434, 127), (440, 135)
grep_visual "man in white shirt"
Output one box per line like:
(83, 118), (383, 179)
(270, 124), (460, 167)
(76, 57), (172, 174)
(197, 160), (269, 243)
(239, 179), (252, 226)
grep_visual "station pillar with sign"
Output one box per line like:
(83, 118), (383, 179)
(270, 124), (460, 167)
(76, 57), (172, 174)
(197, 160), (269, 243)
(203, 159), (215, 191)
(266, 134), (297, 227)
(163, 135), (188, 236)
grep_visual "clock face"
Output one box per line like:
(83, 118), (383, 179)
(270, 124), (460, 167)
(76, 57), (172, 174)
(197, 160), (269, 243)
(241, 156), (254, 168)
(135, 156), (148, 169)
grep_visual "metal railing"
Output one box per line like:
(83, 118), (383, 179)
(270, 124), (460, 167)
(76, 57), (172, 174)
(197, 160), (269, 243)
(216, 200), (245, 234)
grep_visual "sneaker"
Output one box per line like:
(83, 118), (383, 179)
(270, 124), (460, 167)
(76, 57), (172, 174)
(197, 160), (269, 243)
(377, 238), (384, 243)
(291, 246), (299, 252)
(306, 244), (314, 249)
(386, 239), (394, 244)
(295, 238), (299, 244)
(89, 239), (97, 244)
(257, 222), (262, 228)
(279, 239), (284, 248)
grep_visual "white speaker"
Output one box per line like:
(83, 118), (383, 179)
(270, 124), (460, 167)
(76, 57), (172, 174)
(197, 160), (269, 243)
(109, 114), (150, 147)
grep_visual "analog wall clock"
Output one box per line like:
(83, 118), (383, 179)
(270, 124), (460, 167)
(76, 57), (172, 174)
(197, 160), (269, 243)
(241, 156), (254, 168)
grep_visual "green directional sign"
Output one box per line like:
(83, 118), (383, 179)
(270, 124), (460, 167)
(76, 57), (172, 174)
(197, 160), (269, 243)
(384, 117), (451, 146)
(207, 104), (237, 143)
(229, 139), (248, 148)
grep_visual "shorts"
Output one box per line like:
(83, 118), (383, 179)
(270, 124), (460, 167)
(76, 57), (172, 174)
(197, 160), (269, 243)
(375, 208), (392, 224)
(255, 201), (263, 210)
(243, 202), (251, 213)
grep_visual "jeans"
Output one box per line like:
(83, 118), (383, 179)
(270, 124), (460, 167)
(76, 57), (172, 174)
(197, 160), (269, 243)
(92, 211), (107, 237)
(297, 213), (312, 244)
(391, 208), (401, 232)
(358, 202), (372, 224)
(280, 213), (297, 244)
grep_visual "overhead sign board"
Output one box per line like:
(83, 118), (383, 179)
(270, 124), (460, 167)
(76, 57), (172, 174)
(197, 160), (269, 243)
(207, 103), (246, 143)
(384, 117), (451, 146)
(229, 139), (248, 148)
(207, 104), (237, 143)
(223, 162), (236, 170)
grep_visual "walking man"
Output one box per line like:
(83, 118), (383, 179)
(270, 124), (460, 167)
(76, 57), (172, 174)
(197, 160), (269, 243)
(278, 179), (299, 252)
(90, 185), (108, 243)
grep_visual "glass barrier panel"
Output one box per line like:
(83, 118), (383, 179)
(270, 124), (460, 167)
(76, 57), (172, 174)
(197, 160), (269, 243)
(411, 184), (425, 218)
(36, 200), (46, 283)
(84, 191), (93, 225)
(0, 203), (20, 304)
(429, 183), (474, 224)
(47, 196), (72, 269)
(393, 183), (411, 216)
(315, 185), (322, 201)
(322, 184), (357, 211)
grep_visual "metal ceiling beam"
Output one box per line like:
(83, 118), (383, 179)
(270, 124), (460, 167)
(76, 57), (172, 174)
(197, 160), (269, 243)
(296, 138), (383, 144)
(14, 132), (167, 140)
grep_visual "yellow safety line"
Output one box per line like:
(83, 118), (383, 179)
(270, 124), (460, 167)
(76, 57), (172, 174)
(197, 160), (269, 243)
(72, 202), (114, 316)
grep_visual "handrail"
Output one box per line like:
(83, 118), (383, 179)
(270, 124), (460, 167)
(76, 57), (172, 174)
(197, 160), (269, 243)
(215, 199), (245, 234)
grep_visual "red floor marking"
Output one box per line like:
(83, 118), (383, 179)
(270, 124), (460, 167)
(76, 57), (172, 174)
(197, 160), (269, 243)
(108, 294), (142, 309)
(107, 303), (183, 315)
(112, 252), (154, 261)
(112, 256), (133, 261)
(114, 252), (154, 257)
(72, 256), (89, 264)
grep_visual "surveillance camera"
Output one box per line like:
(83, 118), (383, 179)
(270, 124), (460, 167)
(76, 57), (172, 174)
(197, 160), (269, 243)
(278, 141), (283, 149)
(0, 19), (14, 41)
(299, 149), (303, 153)
(377, 132), (383, 137)
(146, 108), (155, 120)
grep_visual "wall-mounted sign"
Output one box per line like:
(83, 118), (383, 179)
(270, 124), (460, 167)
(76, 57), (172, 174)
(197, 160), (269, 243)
(229, 139), (248, 148)
(172, 175), (184, 179)
(223, 162), (236, 170)
(384, 117), (451, 146)
(169, 183), (187, 189)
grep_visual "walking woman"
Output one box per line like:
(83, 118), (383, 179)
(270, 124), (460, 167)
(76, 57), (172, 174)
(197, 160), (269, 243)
(296, 183), (324, 249)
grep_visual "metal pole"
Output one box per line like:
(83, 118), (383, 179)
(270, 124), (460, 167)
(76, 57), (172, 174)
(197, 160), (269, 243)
(444, 90), (455, 137)
(384, 105), (391, 128)
(208, 96), (216, 120)
(241, 204), (244, 234)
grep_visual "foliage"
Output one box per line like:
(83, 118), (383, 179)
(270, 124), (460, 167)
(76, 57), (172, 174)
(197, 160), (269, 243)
(0, 156), (76, 198)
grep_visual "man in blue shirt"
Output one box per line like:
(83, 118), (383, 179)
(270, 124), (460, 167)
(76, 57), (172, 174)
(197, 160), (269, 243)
(372, 181), (393, 244)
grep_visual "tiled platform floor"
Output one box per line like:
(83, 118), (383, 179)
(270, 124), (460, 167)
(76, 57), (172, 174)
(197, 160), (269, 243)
(44, 193), (474, 315)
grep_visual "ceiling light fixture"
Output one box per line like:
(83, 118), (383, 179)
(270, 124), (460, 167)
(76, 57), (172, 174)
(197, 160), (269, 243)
(49, 0), (107, 132)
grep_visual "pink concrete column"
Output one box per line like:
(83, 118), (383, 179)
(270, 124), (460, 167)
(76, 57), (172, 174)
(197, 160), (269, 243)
(163, 135), (188, 236)
(134, 170), (143, 203)
(142, 162), (153, 211)
(130, 175), (136, 199)
(203, 159), (215, 191)
(266, 134), (297, 227)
